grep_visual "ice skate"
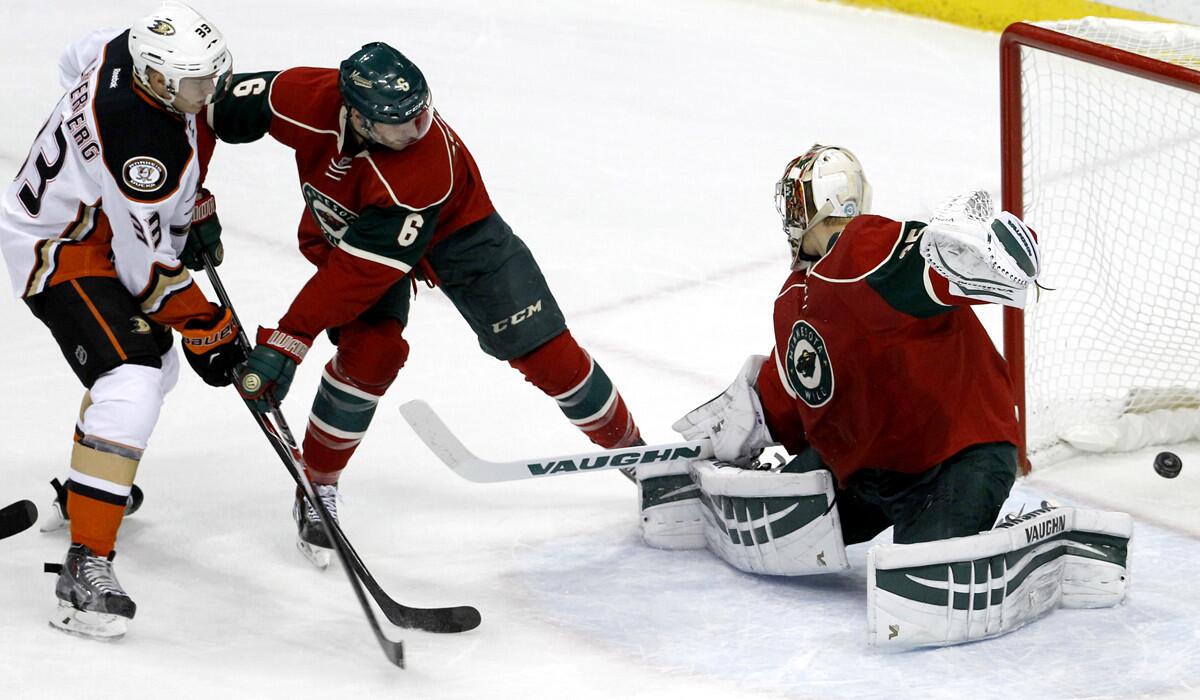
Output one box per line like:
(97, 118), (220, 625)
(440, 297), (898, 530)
(293, 483), (339, 569)
(47, 544), (136, 641)
(40, 478), (144, 533)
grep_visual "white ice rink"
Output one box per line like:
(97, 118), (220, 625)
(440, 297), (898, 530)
(2, 1), (1199, 698)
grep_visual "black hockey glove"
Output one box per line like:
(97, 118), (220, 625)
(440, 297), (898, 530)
(179, 306), (246, 387)
(180, 188), (223, 270)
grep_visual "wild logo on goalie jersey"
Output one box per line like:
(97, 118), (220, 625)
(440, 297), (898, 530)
(784, 320), (833, 407)
(301, 183), (357, 245)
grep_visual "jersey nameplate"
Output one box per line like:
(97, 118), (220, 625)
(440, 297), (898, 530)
(784, 321), (835, 407)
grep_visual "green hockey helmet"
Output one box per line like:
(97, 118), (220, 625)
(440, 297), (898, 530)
(338, 42), (431, 124)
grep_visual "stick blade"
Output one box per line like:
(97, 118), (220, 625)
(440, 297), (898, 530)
(382, 638), (405, 669)
(0, 500), (38, 540)
(392, 605), (482, 634)
(398, 400), (479, 469)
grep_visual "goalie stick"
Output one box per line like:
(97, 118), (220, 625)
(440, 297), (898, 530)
(399, 400), (714, 483)
(0, 500), (37, 541)
(202, 256), (478, 667)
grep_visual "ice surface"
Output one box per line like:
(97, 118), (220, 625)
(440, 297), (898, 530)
(1, 1), (1197, 698)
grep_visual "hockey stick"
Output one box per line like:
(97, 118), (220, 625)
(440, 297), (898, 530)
(202, 256), (406, 667)
(399, 399), (713, 483)
(0, 500), (37, 541)
(202, 254), (480, 638)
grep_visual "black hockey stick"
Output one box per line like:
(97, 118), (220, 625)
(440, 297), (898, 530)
(0, 500), (37, 540)
(200, 254), (403, 668)
(202, 254), (480, 636)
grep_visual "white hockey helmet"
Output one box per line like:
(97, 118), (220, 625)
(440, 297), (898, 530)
(775, 144), (872, 262)
(128, 1), (232, 108)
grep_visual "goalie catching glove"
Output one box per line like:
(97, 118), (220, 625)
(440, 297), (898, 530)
(672, 355), (774, 467)
(919, 190), (1041, 308)
(236, 327), (309, 410)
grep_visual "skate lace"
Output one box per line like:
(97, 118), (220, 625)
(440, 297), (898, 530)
(81, 556), (125, 596)
(304, 484), (339, 524)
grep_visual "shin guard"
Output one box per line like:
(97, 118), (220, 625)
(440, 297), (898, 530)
(303, 320), (408, 483)
(510, 331), (641, 448)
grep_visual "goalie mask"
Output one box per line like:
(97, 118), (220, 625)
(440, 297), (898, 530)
(775, 145), (872, 266)
(128, 1), (232, 111)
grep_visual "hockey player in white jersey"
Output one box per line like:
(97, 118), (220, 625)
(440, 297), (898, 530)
(0, 2), (242, 640)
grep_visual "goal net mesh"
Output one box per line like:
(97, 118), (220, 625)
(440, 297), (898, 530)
(1018, 18), (1200, 465)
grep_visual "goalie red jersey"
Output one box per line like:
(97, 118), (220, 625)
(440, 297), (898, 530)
(754, 214), (1020, 483)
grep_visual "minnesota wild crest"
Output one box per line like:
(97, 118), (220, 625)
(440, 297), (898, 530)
(302, 184), (358, 246)
(785, 321), (834, 407)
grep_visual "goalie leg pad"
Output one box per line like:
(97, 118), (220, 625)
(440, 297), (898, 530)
(692, 460), (848, 576)
(1060, 508), (1133, 609)
(637, 461), (705, 550)
(867, 504), (1132, 649)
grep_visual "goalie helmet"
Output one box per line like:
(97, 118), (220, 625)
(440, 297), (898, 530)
(775, 145), (872, 264)
(128, 1), (232, 108)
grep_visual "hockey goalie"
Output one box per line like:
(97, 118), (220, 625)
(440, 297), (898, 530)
(638, 145), (1132, 648)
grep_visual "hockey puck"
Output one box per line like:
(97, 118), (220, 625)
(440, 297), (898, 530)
(1154, 451), (1182, 479)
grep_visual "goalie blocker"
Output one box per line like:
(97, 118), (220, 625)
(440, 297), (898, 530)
(639, 463), (1131, 649)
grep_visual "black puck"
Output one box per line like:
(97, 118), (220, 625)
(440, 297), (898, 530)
(1154, 451), (1182, 479)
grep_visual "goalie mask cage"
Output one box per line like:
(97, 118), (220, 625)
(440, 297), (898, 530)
(1001, 18), (1200, 470)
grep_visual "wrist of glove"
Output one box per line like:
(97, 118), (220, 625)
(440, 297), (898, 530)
(180, 188), (223, 271)
(236, 327), (311, 410)
(179, 306), (246, 387)
(671, 355), (774, 466)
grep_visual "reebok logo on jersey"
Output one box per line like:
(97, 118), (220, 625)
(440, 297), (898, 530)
(123, 157), (166, 192)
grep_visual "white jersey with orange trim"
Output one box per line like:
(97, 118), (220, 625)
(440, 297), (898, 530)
(0, 28), (218, 330)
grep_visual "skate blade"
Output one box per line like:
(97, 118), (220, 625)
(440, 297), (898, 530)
(49, 601), (127, 640)
(38, 502), (67, 533)
(296, 539), (332, 569)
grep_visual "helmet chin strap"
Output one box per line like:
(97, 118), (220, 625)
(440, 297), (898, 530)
(133, 71), (184, 114)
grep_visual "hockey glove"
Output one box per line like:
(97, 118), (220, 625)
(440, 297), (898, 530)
(236, 327), (310, 411)
(920, 191), (1041, 308)
(180, 188), (223, 271)
(179, 306), (246, 387)
(672, 355), (774, 467)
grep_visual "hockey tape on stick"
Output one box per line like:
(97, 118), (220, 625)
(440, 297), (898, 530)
(399, 399), (714, 483)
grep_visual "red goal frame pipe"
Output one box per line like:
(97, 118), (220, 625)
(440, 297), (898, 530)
(1000, 21), (1200, 473)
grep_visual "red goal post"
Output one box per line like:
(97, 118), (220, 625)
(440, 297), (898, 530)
(1000, 19), (1200, 472)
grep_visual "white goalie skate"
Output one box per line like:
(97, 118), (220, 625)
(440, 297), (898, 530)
(293, 483), (340, 569)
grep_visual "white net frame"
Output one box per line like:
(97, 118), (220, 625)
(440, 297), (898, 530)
(1012, 18), (1200, 466)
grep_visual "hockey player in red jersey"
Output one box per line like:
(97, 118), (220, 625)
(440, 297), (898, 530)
(203, 42), (642, 566)
(645, 145), (1040, 554)
(648, 149), (1136, 650)
(0, 2), (243, 639)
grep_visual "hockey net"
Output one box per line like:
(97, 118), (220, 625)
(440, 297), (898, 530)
(1001, 18), (1200, 468)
